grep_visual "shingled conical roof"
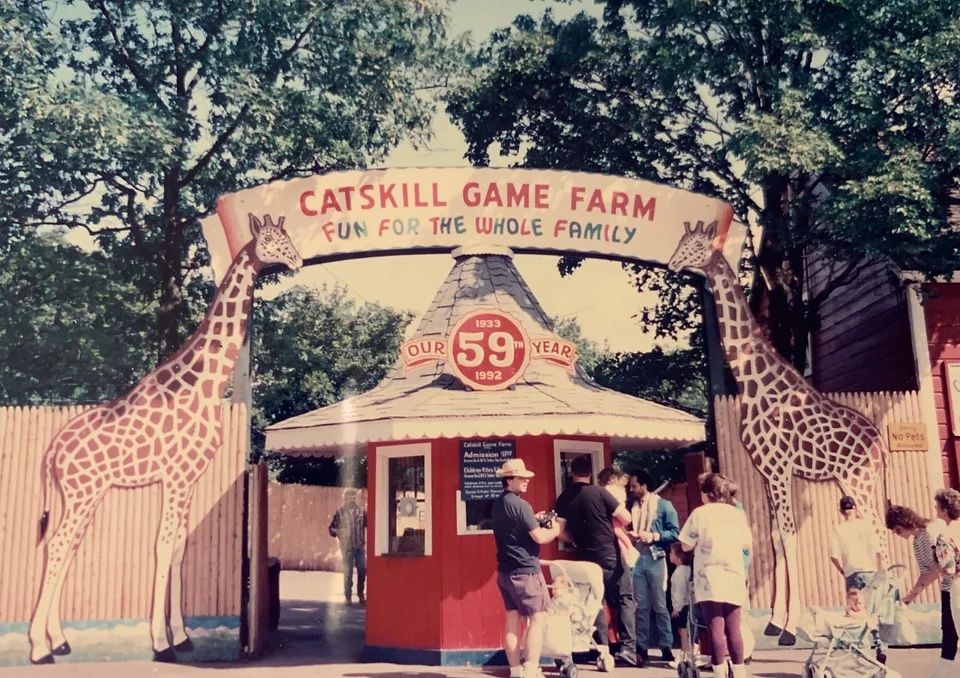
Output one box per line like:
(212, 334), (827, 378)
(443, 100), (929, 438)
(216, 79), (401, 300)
(266, 247), (703, 455)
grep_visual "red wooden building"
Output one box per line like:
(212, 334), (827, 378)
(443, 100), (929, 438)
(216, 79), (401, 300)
(806, 253), (960, 489)
(264, 246), (703, 665)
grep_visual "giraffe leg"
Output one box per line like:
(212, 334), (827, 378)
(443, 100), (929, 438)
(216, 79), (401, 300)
(777, 482), (800, 644)
(150, 484), (187, 662)
(168, 489), (196, 652)
(28, 497), (100, 664)
(762, 477), (799, 643)
(46, 494), (104, 655)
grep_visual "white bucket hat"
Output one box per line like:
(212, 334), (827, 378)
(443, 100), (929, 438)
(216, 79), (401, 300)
(495, 458), (535, 478)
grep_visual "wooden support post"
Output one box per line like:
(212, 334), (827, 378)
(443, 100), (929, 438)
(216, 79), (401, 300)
(684, 452), (712, 512)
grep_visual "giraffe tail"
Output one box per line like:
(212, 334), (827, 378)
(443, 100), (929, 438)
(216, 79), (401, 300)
(37, 448), (55, 544)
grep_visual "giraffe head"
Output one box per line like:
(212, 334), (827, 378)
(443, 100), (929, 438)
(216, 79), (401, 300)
(248, 213), (303, 271)
(667, 219), (719, 274)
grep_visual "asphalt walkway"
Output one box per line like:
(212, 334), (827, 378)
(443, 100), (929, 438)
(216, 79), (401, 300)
(3, 571), (941, 676)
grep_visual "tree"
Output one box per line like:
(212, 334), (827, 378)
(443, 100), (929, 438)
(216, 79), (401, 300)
(0, 233), (155, 404)
(592, 345), (708, 418)
(5, 0), (456, 359)
(552, 315), (609, 375)
(253, 284), (414, 481)
(447, 2), (960, 370)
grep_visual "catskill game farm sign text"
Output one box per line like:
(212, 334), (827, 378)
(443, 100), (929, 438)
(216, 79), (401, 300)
(200, 167), (745, 284)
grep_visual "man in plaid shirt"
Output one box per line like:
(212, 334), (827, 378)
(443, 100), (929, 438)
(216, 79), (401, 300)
(329, 488), (367, 605)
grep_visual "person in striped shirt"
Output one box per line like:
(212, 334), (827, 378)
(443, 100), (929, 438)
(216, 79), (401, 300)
(886, 502), (955, 675)
(329, 488), (367, 605)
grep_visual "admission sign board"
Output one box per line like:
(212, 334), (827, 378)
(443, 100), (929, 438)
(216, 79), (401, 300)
(460, 439), (516, 501)
(200, 167), (744, 284)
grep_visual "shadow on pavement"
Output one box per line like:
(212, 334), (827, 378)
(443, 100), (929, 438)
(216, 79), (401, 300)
(256, 598), (366, 667)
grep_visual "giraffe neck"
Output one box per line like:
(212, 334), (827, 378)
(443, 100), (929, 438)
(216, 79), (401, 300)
(156, 247), (259, 399)
(702, 252), (768, 383)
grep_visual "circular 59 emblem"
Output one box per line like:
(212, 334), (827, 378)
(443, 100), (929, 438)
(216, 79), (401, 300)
(447, 309), (530, 391)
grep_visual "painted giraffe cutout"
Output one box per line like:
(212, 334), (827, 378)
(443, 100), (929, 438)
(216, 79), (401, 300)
(668, 220), (889, 644)
(28, 214), (302, 664)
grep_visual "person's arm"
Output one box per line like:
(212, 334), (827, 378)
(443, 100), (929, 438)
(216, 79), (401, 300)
(555, 517), (574, 545)
(829, 530), (844, 575)
(652, 500), (680, 549)
(520, 499), (559, 545)
(530, 522), (561, 544)
(903, 569), (941, 604)
(613, 504), (631, 527)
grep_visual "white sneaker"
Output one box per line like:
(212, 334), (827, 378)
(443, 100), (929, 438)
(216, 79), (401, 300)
(522, 663), (545, 678)
(712, 662), (731, 678)
(508, 667), (524, 678)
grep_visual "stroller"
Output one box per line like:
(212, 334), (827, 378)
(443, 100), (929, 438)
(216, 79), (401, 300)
(540, 560), (615, 678)
(799, 566), (908, 678)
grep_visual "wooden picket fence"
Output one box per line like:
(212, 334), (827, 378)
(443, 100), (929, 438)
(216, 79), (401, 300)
(0, 404), (247, 624)
(715, 391), (936, 611)
(268, 484), (368, 571)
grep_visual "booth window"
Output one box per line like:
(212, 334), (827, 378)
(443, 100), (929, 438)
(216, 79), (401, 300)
(553, 440), (604, 497)
(375, 443), (432, 556)
(456, 491), (495, 535)
(553, 440), (604, 550)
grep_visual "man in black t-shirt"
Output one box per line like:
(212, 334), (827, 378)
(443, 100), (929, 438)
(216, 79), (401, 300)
(555, 455), (638, 667)
(492, 458), (560, 678)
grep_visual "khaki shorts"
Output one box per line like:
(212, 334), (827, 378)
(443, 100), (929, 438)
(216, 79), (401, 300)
(497, 571), (550, 616)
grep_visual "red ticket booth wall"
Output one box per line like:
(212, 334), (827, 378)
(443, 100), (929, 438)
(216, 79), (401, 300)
(364, 434), (610, 665)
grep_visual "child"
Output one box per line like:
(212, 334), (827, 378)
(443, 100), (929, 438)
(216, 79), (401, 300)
(669, 541), (694, 668)
(844, 586), (865, 619)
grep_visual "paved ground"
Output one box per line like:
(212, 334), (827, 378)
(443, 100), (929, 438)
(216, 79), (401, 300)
(4, 571), (941, 676)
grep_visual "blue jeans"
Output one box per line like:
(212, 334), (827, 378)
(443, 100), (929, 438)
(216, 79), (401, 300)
(633, 551), (672, 650)
(342, 546), (366, 599)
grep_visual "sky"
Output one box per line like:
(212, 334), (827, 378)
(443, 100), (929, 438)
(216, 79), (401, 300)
(261, 0), (682, 353)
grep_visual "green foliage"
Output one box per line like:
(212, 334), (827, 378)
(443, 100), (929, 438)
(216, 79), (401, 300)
(4, 0), (458, 357)
(592, 344), (708, 418)
(252, 284), (414, 481)
(613, 445), (703, 488)
(0, 233), (155, 404)
(268, 454), (367, 488)
(447, 0), (960, 369)
(552, 315), (609, 374)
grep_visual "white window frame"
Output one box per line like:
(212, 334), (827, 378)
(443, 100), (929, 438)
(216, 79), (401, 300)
(552, 439), (605, 498)
(456, 490), (495, 536)
(375, 442), (433, 556)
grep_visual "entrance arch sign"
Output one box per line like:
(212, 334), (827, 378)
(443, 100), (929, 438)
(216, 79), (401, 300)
(200, 167), (744, 283)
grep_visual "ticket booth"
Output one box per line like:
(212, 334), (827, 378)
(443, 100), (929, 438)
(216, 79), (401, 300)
(265, 246), (704, 665)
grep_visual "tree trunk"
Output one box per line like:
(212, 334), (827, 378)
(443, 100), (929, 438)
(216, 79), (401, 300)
(751, 172), (810, 372)
(157, 168), (185, 361)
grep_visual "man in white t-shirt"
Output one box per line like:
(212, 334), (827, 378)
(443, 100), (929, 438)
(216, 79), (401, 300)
(830, 495), (882, 590)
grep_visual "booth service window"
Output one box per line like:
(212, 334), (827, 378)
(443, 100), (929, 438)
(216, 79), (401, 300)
(385, 454), (428, 556)
(456, 491), (495, 534)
